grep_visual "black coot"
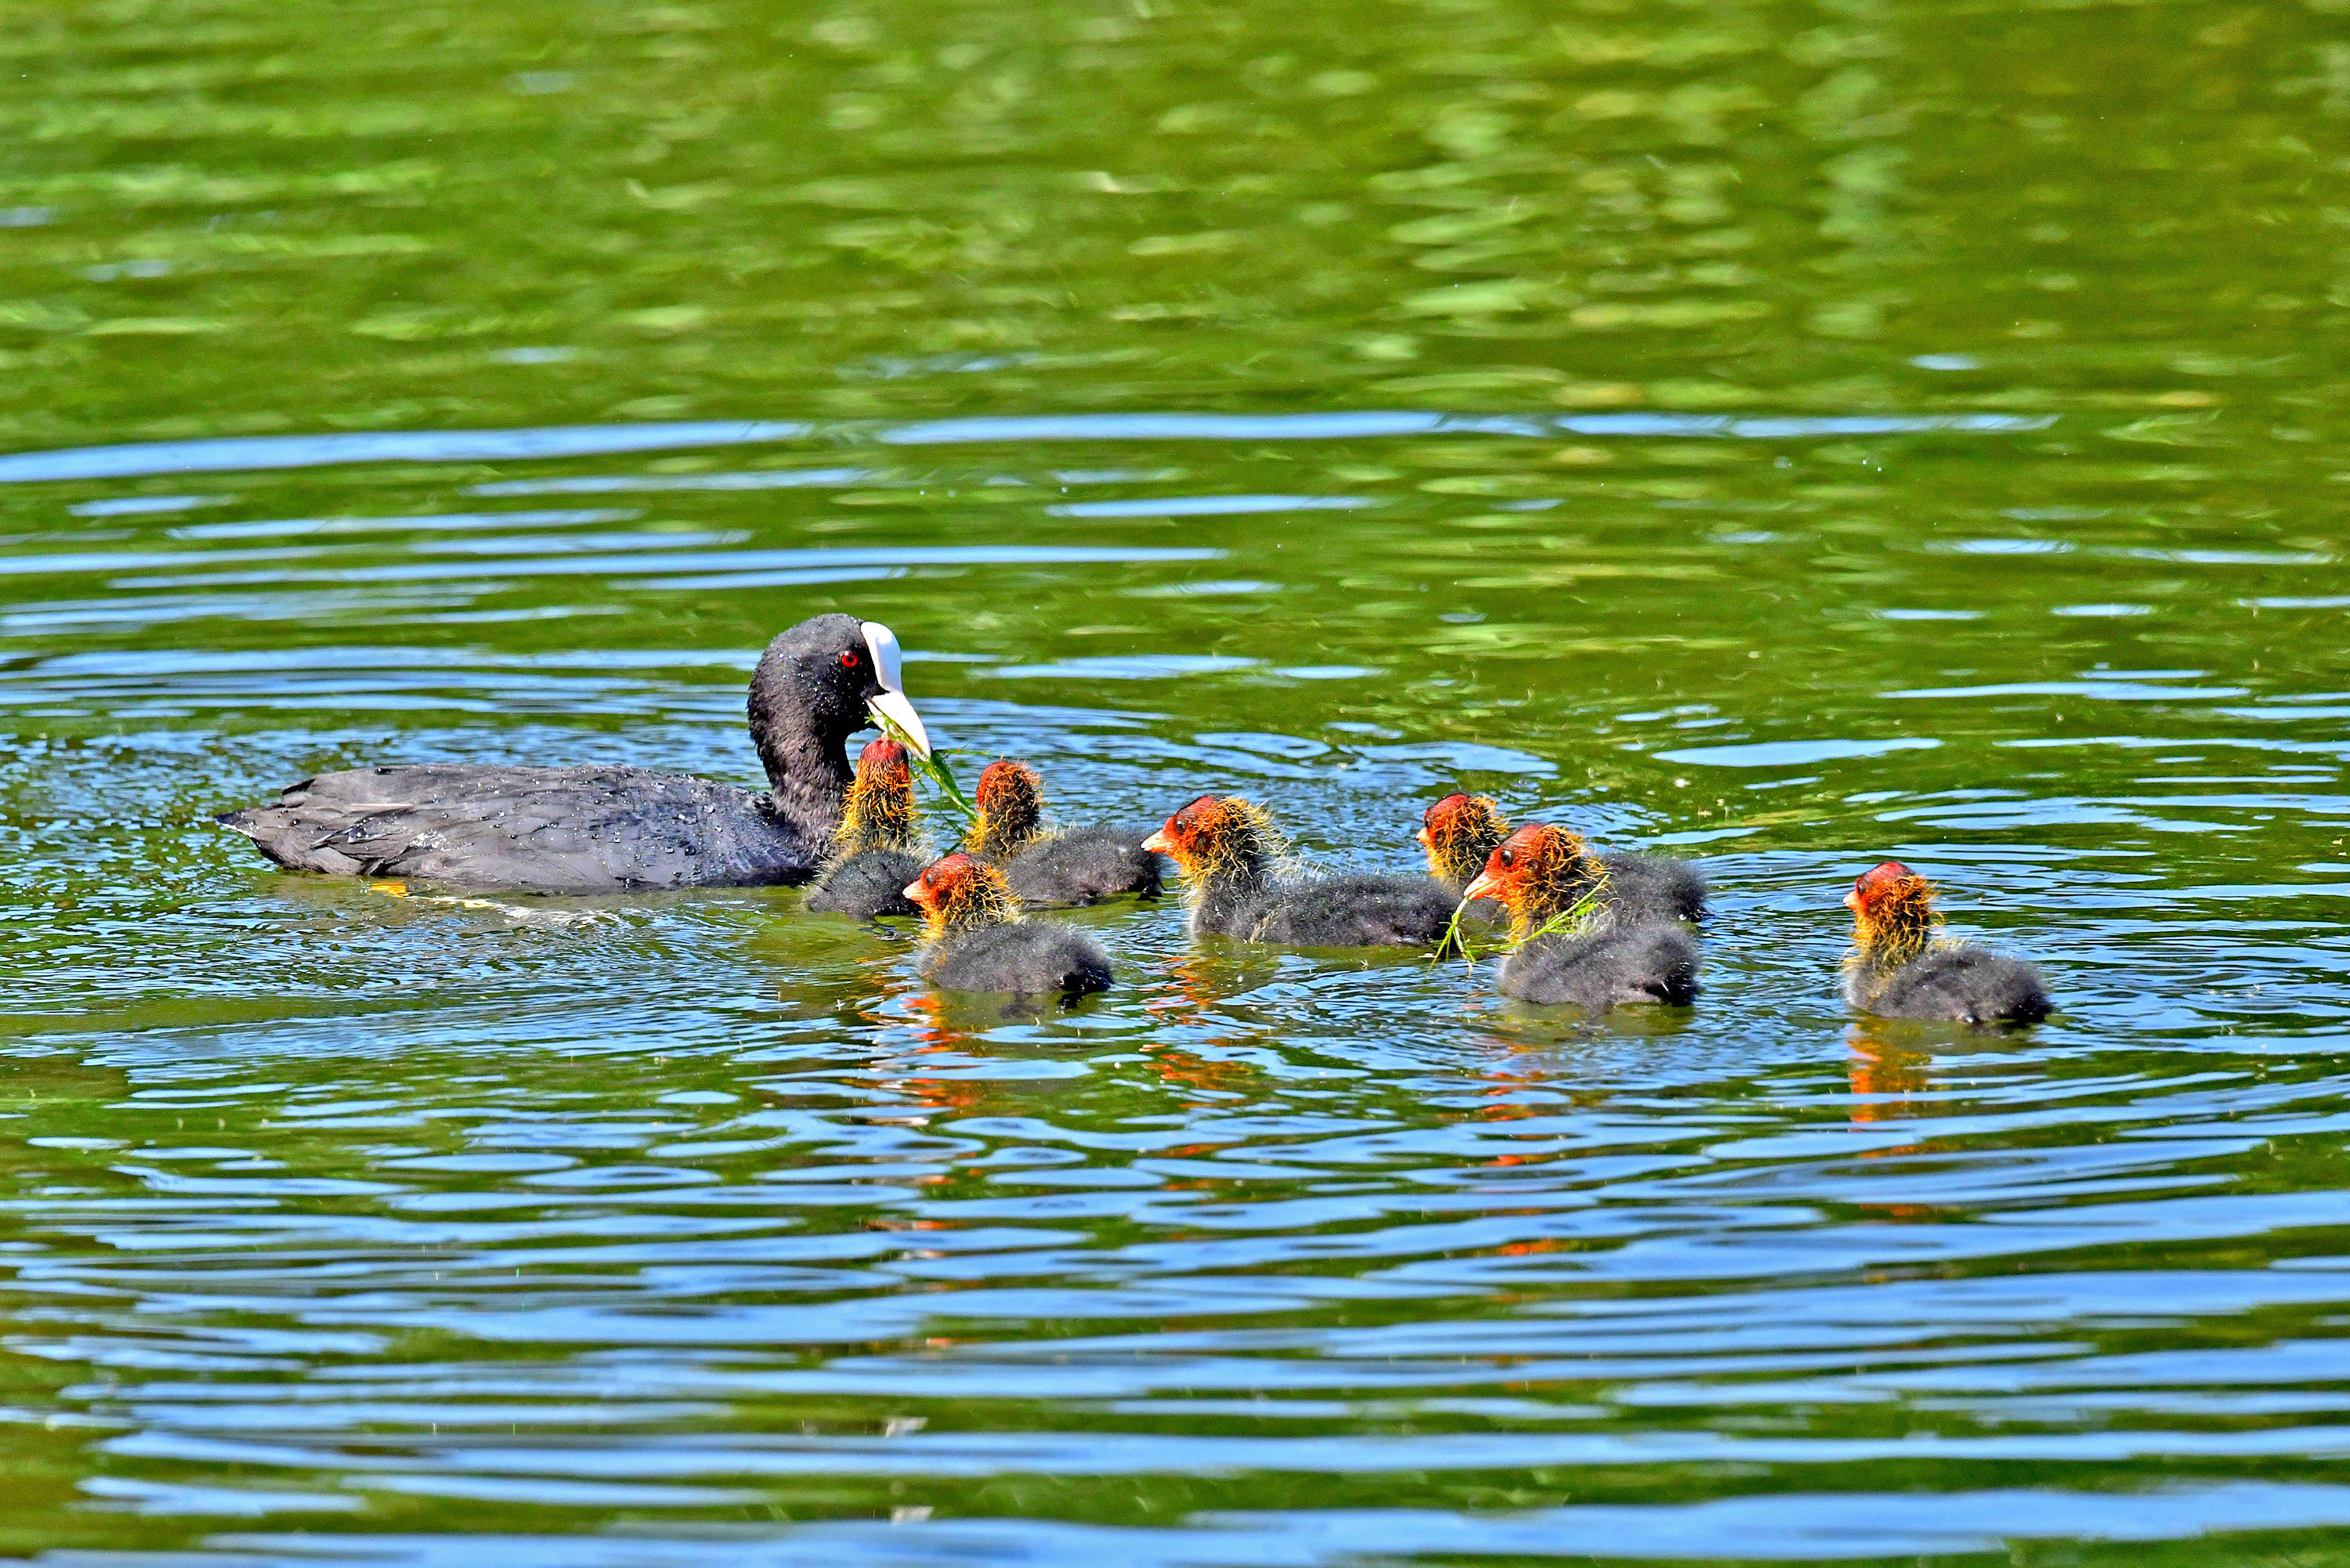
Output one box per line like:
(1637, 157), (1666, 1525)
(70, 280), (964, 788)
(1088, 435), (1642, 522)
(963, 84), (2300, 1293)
(217, 614), (932, 894)
(1142, 795), (1453, 948)
(1843, 861), (2049, 1024)
(963, 759), (1160, 907)
(903, 852), (1112, 999)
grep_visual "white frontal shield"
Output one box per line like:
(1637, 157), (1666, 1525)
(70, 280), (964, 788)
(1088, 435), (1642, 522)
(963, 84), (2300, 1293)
(859, 621), (932, 757)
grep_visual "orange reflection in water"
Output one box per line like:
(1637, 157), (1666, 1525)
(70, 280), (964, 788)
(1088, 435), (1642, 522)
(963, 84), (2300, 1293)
(1848, 1021), (1933, 1182)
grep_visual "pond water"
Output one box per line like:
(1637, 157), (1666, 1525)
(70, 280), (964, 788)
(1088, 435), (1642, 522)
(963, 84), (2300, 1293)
(2, 0), (2348, 1562)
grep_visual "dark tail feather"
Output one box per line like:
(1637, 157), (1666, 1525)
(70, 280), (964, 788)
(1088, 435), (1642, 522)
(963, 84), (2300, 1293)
(215, 806), (361, 874)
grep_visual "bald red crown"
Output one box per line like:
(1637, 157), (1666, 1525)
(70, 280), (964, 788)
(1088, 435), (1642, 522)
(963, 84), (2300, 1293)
(906, 851), (981, 908)
(1423, 792), (1473, 829)
(1853, 861), (1914, 898)
(1491, 822), (1551, 862)
(976, 758), (1039, 800)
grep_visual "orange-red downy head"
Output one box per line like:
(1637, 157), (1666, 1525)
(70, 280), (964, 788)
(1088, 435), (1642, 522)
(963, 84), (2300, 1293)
(1141, 795), (1279, 880)
(1461, 822), (1603, 938)
(1419, 792), (1509, 889)
(1846, 860), (1939, 967)
(902, 851), (1018, 938)
(835, 736), (918, 854)
(964, 759), (1044, 857)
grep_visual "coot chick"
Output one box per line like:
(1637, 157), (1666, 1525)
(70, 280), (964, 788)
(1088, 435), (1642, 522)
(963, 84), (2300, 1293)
(1141, 795), (1453, 947)
(1842, 861), (2048, 1024)
(1419, 791), (1509, 927)
(219, 615), (934, 894)
(1419, 793), (1510, 898)
(1462, 824), (1700, 1010)
(805, 738), (927, 919)
(962, 759), (1161, 907)
(902, 852), (1112, 999)
(1421, 793), (1705, 924)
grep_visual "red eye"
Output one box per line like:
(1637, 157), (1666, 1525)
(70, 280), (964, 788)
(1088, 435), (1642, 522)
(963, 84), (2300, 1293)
(840, 649), (859, 668)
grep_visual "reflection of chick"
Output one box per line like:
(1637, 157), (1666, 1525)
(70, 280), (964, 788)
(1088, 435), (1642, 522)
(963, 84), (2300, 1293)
(1463, 825), (1700, 1010)
(1847, 1021), (1933, 1124)
(962, 759), (1162, 907)
(806, 739), (926, 919)
(902, 853), (1112, 999)
(1143, 794), (1452, 947)
(1842, 861), (2048, 1024)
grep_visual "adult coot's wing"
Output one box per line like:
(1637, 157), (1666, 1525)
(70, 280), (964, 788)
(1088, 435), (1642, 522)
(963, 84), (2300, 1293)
(219, 764), (806, 893)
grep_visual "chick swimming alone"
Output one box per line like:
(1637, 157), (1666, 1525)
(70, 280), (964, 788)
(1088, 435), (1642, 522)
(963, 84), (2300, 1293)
(902, 852), (1112, 998)
(1143, 795), (1453, 947)
(1461, 823), (1701, 1010)
(961, 760), (1161, 907)
(218, 615), (933, 894)
(804, 738), (927, 919)
(1842, 861), (2048, 1024)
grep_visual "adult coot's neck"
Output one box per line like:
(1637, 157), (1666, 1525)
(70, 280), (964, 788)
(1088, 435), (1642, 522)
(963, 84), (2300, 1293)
(747, 623), (860, 846)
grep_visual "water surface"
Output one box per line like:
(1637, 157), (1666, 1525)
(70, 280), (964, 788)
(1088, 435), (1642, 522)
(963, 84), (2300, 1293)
(2, 0), (2349, 1561)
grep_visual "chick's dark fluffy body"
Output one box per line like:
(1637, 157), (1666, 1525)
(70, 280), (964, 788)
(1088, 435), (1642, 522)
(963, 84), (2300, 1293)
(1846, 945), (2048, 1024)
(921, 921), (1112, 998)
(1174, 861), (1450, 947)
(1498, 921), (1702, 1010)
(805, 849), (926, 919)
(997, 826), (1162, 908)
(1245, 873), (1455, 947)
(1600, 852), (1708, 925)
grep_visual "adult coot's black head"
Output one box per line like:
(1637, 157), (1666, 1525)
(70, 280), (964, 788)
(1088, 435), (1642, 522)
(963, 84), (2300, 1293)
(749, 614), (934, 834)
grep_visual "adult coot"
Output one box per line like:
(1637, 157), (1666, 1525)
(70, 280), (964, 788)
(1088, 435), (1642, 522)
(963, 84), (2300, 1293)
(961, 759), (1161, 907)
(805, 737), (928, 919)
(218, 614), (933, 894)
(902, 851), (1112, 999)
(1461, 823), (1701, 1010)
(1141, 794), (1453, 948)
(1842, 860), (2048, 1024)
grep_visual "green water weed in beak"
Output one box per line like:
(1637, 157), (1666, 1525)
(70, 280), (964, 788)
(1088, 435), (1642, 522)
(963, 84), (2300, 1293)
(874, 709), (977, 826)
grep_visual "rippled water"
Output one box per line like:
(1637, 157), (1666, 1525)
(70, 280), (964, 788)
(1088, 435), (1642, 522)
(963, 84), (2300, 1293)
(3, 0), (2350, 1561)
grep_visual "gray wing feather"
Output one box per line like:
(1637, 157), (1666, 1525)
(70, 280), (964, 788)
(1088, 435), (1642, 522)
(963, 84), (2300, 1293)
(218, 764), (812, 893)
